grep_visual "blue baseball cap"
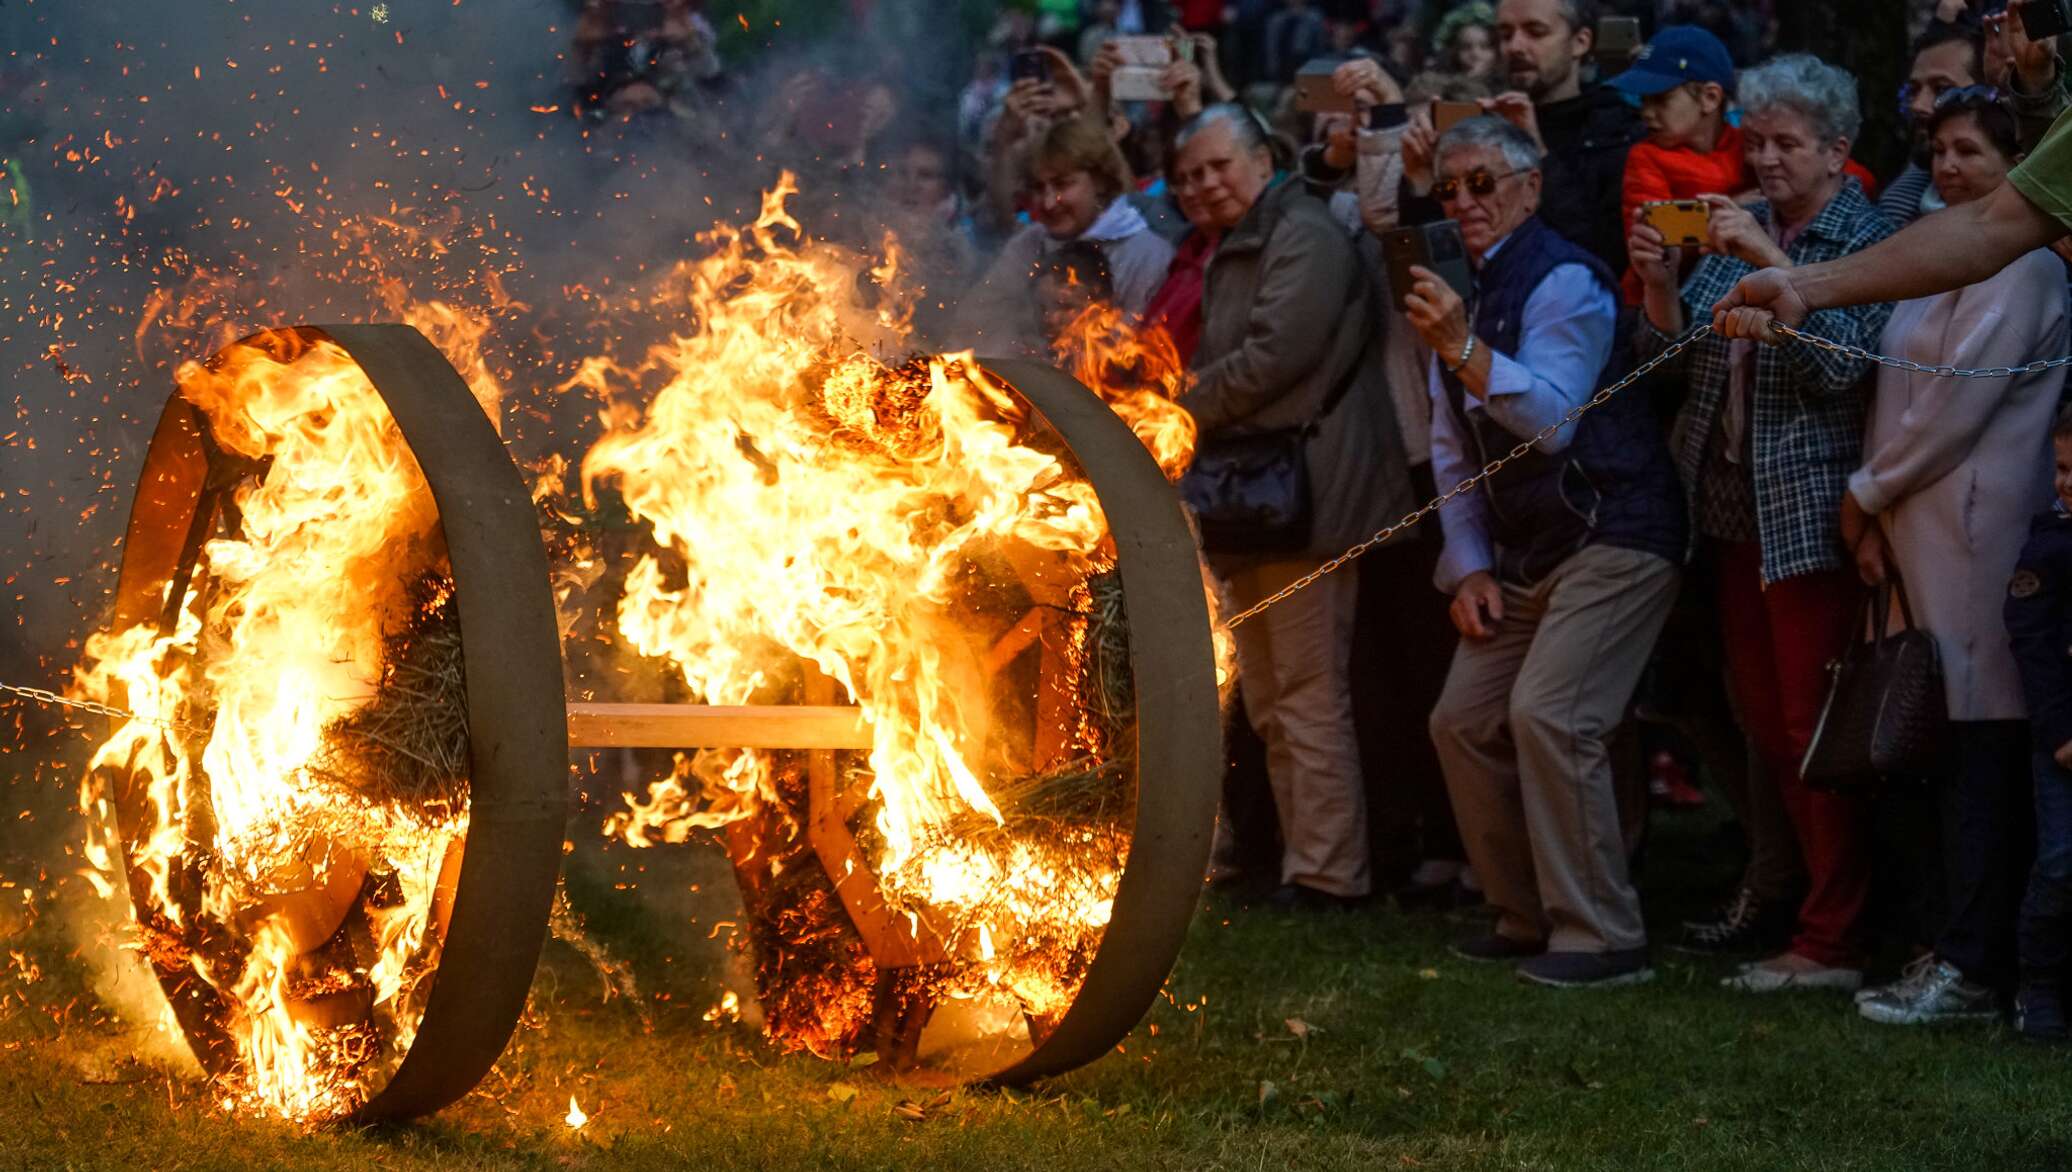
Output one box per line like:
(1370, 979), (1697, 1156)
(1606, 25), (1736, 97)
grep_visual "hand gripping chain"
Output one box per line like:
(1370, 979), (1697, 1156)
(1223, 319), (2072, 630)
(10, 320), (2070, 724)
(1221, 323), (1717, 629)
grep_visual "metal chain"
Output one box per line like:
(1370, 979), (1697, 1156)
(4, 318), (2067, 720)
(1222, 319), (2072, 630)
(1772, 322), (2072, 379)
(0, 682), (196, 732)
(1222, 324), (1718, 629)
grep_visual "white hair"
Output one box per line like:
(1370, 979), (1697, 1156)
(1738, 53), (1862, 144)
(1435, 114), (1543, 174)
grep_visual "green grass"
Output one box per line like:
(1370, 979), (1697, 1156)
(5, 804), (2072, 1172)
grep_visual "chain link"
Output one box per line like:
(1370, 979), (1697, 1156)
(1222, 324), (1718, 628)
(3, 319), (2065, 721)
(0, 682), (196, 732)
(1770, 322), (2072, 380)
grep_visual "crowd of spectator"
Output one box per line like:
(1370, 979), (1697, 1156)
(570, 0), (2072, 1040)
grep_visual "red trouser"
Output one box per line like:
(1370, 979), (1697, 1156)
(1714, 541), (1870, 968)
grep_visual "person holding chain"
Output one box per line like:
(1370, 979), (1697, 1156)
(1711, 14), (2072, 1043)
(1406, 115), (1685, 989)
(1631, 54), (1896, 996)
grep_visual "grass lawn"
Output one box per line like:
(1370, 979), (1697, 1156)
(4, 797), (2071, 1172)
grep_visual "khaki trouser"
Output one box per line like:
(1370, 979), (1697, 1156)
(1429, 544), (1679, 952)
(1217, 556), (1370, 897)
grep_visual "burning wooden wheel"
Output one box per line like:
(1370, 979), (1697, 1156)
(90, 319), (1218, 1119)
(93, 324), (566, 1122)
(573, 354), (1221, 1083)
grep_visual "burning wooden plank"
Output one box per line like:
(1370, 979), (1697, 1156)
(564, 702), (871, 750)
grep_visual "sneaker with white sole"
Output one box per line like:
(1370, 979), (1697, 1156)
(1856, 953), (1934, 1005)
(1721, 951), (1863, 993)
(1857, 957), (1996, 1025)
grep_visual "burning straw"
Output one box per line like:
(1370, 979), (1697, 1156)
(308, 573), (470, 814)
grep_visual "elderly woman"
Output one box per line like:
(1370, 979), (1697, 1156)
(1630, 54), (1897, 994)
(1842, 92), (2068, 1026)
(1172, 104), (1414, 910)
(957, 115), (1174, 352)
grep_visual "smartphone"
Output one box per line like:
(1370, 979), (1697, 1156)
(1293, 58), (1355, 113)
(1382, 221), (1475, 314)
(2021, 0), (2072, 40)
(1107, 35), (1174, 102)
(1009, 49), (1050, 85)
(1432, 99), (1481, 135)
(1640, 199), (1711, 246)
(1594, 15), (1641, 63)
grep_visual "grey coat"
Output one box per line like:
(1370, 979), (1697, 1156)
(1185, 178), (1414, 560)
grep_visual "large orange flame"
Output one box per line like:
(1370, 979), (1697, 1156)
(73, 329), (486, 1119)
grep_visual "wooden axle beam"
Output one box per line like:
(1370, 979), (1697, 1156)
(564, 702), (872, 750)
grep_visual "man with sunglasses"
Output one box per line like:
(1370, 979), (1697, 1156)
(1405, 116), (1686, 989)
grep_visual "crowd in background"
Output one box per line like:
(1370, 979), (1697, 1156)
(567, 0), (2072, 1035)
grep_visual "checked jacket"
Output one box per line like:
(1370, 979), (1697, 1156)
(1637, 179), (1896, 584)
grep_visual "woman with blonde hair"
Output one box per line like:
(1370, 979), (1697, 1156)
(956, 115), (1173, 352)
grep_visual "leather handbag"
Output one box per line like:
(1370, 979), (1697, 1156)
(1801, 576), (1949, 790)
(1180, 366), (1358, 556)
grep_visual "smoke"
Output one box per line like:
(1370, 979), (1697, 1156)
(0, 0), (1011, 1057)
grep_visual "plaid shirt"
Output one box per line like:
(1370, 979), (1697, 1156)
(1639, 179), (1896, 584)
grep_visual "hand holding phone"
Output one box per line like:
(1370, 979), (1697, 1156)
(1640, 199), (1711, 247)
(1294, 58), (1355, 113)
(1106, 36), (1176, 101)
(1383, 221), (1474, 314)
(1431, 100), (1480, 135)
(2019, 0), (2072, 42)
(1010, 49), (1051, 85)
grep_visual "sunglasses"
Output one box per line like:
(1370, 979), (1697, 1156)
(1934, 83), (2005, 109)
(1897, 81), (2003, 121)
(1432, 167), (1525, 201)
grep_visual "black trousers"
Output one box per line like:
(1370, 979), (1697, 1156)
(1349, 464), (1462, 883)
(2021, 747), (2072, 984)
(1937, 720), (2036, 988)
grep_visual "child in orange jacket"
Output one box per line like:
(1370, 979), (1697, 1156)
(1607, 26), (1876, 303)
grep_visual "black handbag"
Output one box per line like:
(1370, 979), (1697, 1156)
(1179, 366), (1358, 556)
(1801, 576), (1949, 791)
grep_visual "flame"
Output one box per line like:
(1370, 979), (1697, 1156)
(72, 328), (482, 1119)
(1048, 301), (1196, 481)
(565, 1094), (590, 1130)
(580, 176), (1200, 1056)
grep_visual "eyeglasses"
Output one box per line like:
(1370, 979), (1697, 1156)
(1432, 167), (1524, 201)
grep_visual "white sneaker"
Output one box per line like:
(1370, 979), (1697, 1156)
(1721, 951), (1863, 993)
